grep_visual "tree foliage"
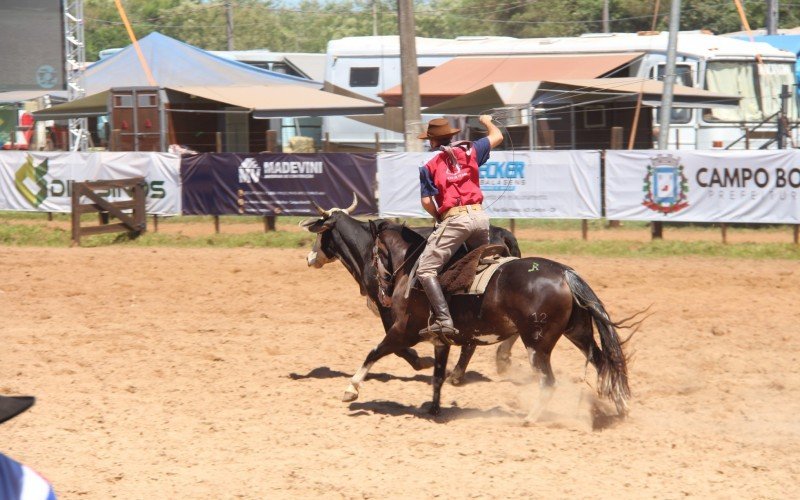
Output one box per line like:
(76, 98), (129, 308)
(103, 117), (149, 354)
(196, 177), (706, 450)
(83, 0), (800, 59)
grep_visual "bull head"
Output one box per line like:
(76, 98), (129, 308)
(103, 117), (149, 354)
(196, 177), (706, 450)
(300, 193), (359, 268)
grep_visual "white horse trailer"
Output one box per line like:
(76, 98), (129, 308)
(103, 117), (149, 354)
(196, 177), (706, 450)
(324, 32), (798, 150)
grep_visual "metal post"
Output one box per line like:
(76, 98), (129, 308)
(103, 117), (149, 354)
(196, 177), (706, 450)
(528, 107), (536, 150)
(653, 0), (680, 241)
(721, 223), (728, 244)
(766, 0), (779, 35)
(657, 0), (681, 150)
(581, 220), (588, 241)
(397, 0), (423, 152)
(225, 1), (234, 50)
(602, 0), (610, 33)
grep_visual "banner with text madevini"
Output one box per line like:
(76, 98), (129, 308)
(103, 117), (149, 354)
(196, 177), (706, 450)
(378, 150), (602, 219)
(180, 153), (377, 215)
(0, 151), (181, 214)
(606, 150), (800, 223)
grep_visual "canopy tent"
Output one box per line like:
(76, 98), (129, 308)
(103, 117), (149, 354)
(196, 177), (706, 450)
(81, 32), (319, 96)
(379, 53), (644, 106)
(33, 85), (383, 121)
(173, 85), (383, 118)
(423, 78), (741, 115)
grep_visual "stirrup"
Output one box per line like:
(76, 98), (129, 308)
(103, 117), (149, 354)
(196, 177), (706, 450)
(419, 321), (458, 345)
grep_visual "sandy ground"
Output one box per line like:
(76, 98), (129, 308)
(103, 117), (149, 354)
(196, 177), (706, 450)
(1, 242), (799, 498)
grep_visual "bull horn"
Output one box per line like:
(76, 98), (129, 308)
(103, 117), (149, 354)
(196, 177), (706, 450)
(343, 193), (358, 214)
(310, 198), (328, 216)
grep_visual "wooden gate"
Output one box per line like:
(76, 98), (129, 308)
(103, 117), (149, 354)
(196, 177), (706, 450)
(71, 177), (147, 245)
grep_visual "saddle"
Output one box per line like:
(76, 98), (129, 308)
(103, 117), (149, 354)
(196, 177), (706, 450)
(438, 244), (516, 295)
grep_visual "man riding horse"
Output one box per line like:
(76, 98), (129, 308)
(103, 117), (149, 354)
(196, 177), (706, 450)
(416, 115), (503, 343)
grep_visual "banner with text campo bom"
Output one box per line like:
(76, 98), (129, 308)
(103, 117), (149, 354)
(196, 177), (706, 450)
(180, 153), (377, 215)
(0, 151), (181, 215)
(605, 150), (800, 223)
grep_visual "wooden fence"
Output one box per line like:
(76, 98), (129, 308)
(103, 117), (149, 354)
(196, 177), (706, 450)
(71, 177), (147, 246)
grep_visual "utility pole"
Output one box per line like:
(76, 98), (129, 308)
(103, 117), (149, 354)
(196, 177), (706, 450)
(766, 0), (779, 35)
(373, 0), (378, 37)
(602, 0), (610, 33)
(225, 1), (234, 51)
(653, 0), (681, 240)
(397, 0), (423, 152)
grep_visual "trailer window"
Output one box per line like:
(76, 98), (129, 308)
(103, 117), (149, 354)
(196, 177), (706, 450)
(350, 67), (379, 87)
(653, 63), (693, 124)
(703, 61), (797, 122)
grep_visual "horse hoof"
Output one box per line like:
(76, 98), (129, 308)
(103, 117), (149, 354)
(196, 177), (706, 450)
(496, 357), (512, 375)
(447, 374), (463, 386)
(417, 357), (435, 370)
(342, 390), (358, 402)
(428, 405), (441, 416)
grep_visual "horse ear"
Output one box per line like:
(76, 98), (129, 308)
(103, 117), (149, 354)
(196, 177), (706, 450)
(368, 220), (379, 239)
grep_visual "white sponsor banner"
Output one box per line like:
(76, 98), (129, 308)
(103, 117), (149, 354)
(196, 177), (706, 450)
(0, 151), (181, 215)
(378, 150), (601, 219)
(606, 150), (800, 223)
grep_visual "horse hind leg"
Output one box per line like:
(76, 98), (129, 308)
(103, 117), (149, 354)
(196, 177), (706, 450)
(563, 310), (605, 380)
(523, 345), (556, 425)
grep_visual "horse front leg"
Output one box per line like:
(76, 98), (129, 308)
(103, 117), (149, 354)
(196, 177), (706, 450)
(447, 343), (476, 386)
(429, 343), (451, 415)
(343, 335), (405, 402)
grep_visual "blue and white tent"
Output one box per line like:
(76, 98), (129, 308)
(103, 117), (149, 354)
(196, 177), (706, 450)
(83, 32), (320, 94)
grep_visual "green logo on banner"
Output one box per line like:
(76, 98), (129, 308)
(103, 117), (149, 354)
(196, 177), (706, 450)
(14, 154), (49, 207)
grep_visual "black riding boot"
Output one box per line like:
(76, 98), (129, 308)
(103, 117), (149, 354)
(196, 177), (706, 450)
(419, 275), (459, 344)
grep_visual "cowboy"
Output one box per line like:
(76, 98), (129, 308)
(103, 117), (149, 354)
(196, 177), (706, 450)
(416, 115), (503, 341)
(1, 395), (57, 499)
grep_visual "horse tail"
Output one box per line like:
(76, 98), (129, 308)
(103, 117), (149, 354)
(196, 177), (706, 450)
(564, 268), (631, 414)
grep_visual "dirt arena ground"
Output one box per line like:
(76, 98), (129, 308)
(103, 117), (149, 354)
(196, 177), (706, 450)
(2, 241), (799, 498)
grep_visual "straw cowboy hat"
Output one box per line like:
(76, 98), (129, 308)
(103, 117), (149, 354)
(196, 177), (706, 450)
(418, 118), (461, 140)
(0, 395), (35, 425)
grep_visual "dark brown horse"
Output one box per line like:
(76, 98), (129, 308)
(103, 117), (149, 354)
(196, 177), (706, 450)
(302, 198), (520, 385)
(370, 220), (632, 421)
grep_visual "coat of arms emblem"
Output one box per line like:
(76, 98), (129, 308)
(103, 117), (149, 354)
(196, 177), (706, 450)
(642, 154), (689, 214)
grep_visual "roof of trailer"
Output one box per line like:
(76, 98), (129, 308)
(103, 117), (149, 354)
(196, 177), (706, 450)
(327, 32), (796, 60)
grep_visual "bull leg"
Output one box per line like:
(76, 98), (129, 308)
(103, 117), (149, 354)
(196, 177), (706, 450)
(495, 335), (518, 374)
(343, 336), (404, 402)
(396, 347), (435, 371)
(447, 343), (476, 386)
(429, 343), (451, 415)
(523, 345), (556, 424)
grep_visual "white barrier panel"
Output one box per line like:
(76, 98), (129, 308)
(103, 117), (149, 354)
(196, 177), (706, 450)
(0, 152), (181, 215)
(606, 150), (800, 223)
(378, 150), (602, 219)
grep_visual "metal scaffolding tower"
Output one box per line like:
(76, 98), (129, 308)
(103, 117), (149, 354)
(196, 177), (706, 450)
(64, 0), (87, 151)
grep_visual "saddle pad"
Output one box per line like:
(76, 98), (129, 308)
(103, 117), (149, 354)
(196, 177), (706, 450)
(454, 256), (518, 295)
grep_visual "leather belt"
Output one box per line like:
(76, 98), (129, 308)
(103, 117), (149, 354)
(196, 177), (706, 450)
(441, 204), (483, 220)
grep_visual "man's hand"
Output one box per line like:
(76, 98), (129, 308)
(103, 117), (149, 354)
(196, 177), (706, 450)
(479, 115), (503, 148)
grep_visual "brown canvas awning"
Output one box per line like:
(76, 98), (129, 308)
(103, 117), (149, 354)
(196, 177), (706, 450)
(423, 78), (740, 115)
(379, 52), (644, 106)
(34, 84), (384, 120)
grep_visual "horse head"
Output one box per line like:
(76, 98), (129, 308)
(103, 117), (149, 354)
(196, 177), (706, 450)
(299, 193), (358, 268)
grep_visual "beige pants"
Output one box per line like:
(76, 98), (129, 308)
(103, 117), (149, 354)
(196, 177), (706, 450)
(416, 209), (490, 278)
